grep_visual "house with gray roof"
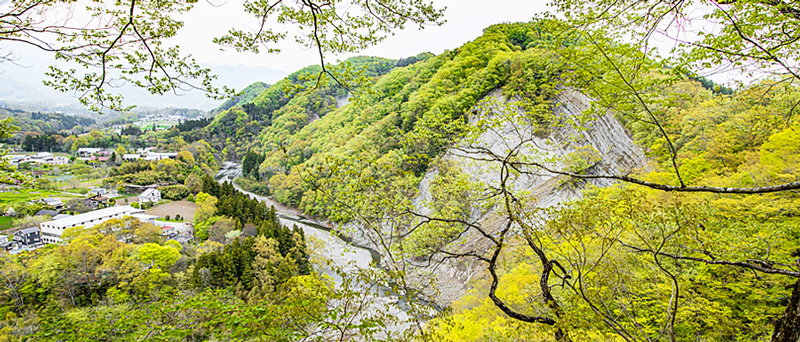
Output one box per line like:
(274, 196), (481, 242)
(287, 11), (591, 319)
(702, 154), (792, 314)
(13, 227), (42, 249)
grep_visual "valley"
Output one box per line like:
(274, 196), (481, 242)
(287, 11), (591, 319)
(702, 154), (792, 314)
(2, 3), (800, 341)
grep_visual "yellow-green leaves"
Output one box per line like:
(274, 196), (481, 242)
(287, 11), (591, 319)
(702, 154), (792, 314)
(759, 125), (800, 183)
(135, 243), (181, 270)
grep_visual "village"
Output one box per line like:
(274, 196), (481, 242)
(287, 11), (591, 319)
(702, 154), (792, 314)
(0, 146), (196, 254)
(3, 147), (178, 166)
(1, 185), (196, 254)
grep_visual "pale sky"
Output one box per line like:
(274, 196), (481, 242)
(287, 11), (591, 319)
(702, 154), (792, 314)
(0, 0), (552, 109)
(176, 0), (551, 72)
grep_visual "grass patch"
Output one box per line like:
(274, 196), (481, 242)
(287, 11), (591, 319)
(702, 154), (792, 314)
(0, 216), (14, 230)
(0, 189), (80, 207)
(113, 194), (138, 200)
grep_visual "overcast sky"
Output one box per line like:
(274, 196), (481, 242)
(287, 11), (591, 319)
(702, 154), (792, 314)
(0, 0), (553, 109)
(176, 0), (551, 72)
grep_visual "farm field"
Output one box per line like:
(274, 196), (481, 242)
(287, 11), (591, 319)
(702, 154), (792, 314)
(145, 200), (197, 221)
(0, 189), (80, 207)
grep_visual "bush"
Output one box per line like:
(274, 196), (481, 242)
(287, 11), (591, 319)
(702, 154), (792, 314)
(158, 185), (190, 200)
(165, 215), (171, 221)
(132, 170), (172, 186)
(131, 202), (140, 209)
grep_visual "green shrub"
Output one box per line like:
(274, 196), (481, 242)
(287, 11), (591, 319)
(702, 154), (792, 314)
(158, 185), (190, 201)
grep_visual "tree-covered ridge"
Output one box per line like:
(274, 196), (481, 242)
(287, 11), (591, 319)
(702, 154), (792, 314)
(171, 56), (400, 162)
(227, 22), (561, 219)
(215, 20), (800, 340)
(211, 82), (269, 115)
(0, 108), (95, 139)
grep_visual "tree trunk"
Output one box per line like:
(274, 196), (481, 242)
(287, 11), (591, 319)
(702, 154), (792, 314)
(773, 279), (800, 342)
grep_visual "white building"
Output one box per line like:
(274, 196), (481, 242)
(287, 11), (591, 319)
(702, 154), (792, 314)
(5, 155), (27, 165)
(142, 152), (177, 161)
(122, 153), (141, 161)
(32, 152), (53, 159)
(8, 153), (67, 166)
(131, 213), (158, 224)
(139, 188), (161, 203)
(40, 205), (144, 244)
(52, 156), (69, 165)
(76, 147), (103, 157)
(89, 188), (108, 196)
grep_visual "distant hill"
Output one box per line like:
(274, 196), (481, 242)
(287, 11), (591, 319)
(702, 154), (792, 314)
(0, 107), (96, 135)
(0, 51), (287, 111)
(211, 82), (269, 115)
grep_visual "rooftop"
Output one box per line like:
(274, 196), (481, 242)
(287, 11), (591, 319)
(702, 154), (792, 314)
(44, 206), (144, 229)
(16, 227), (39, 235)
(35, 209), (59, 216)
(42, 198), (63, 205)
(84, 195), (108, 202)
(141, 188), (160, 197)
(131, 213), (159, 221)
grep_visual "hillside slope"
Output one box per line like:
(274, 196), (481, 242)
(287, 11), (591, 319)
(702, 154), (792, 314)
(174, 20), (800, 340)
(390, 88), (647, 303)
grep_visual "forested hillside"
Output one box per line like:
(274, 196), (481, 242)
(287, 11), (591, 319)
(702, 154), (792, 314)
(4, 9), (800, 341)
(188, 23), (559, 220)
(210, 82), (269, 116)
(171, 55), (404, 162)
(0, 108), (95, 136)
(179, 19), (800, 341)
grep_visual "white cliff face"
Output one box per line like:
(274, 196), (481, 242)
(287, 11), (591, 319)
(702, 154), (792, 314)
(407, 88), (647, 304)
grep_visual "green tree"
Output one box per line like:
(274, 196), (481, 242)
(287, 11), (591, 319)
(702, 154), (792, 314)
(184, 173), (203, 194)
(194, 192), (218, 225)
(0, 119), (33, 186)
(69, 137), (88, 153)
(115, 144), (127, 157)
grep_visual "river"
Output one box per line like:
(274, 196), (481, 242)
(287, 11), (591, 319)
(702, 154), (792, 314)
(216, 162), (377, 274)
(216, 162), (427, 333)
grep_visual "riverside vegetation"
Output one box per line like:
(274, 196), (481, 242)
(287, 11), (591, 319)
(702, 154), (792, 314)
(3, 2), (800, 341)
(138, 20), (800, 340)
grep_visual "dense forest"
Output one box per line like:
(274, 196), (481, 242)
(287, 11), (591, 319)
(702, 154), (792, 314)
(4, 0), (800, 340)
(199, 23), (568, 219)
(210, 82), (269, 116)
(168, 55), (420, 162)
(172, 18), (800, 341)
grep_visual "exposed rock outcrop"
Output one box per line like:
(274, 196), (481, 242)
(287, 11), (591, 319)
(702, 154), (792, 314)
(362, 88), (648, 305)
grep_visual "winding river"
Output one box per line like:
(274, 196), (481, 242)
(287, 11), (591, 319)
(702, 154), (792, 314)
(216, 162), (379, 275)
(216, 162), (431, 332)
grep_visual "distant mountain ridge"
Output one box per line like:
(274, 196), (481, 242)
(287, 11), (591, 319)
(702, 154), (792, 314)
(0, 57), (287, 111)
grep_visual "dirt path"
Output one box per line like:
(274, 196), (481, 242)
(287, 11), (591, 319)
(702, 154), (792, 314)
(145, 200), (197, 221)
